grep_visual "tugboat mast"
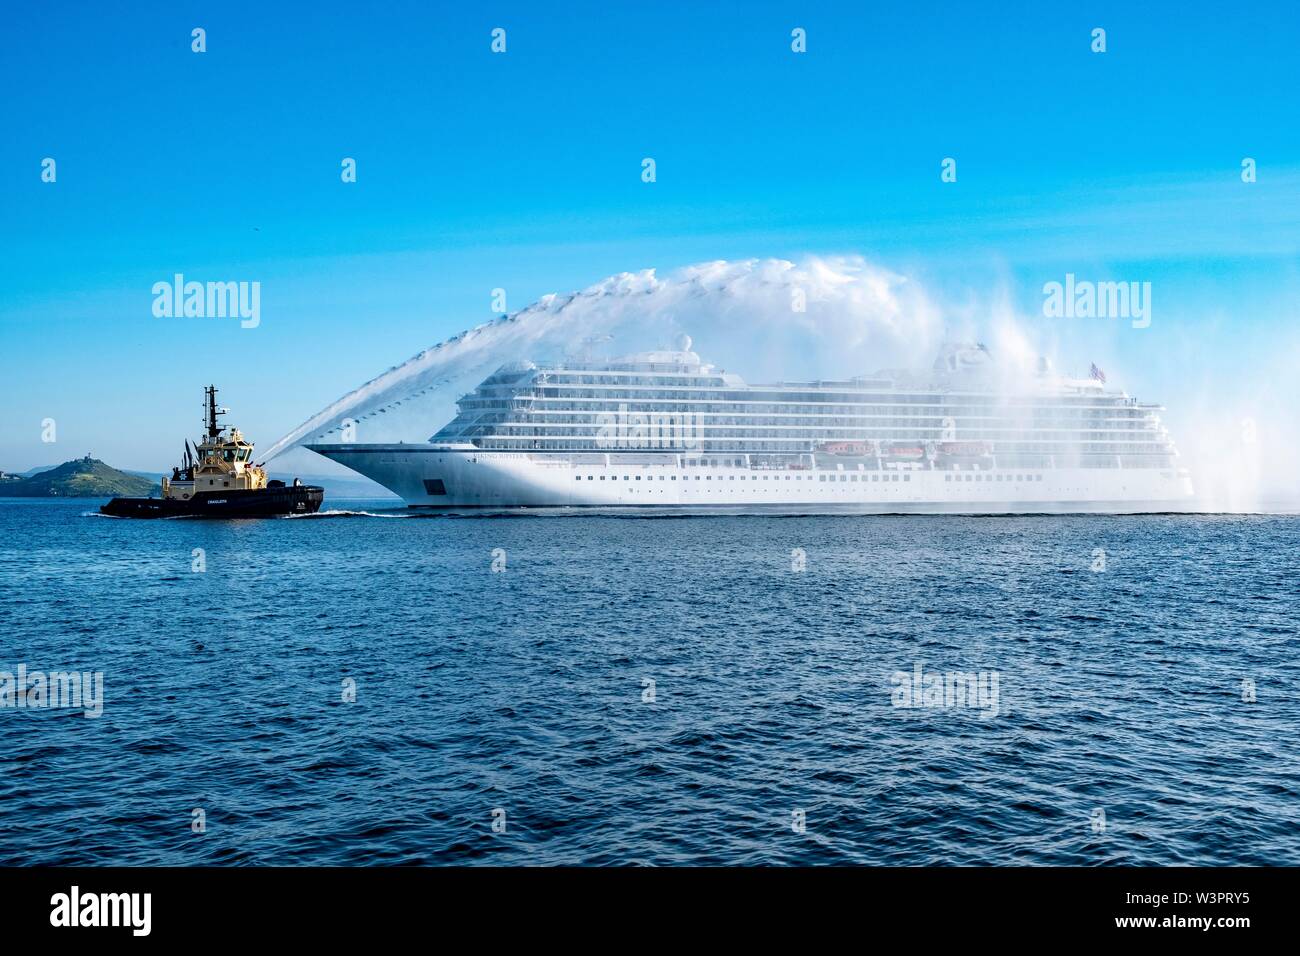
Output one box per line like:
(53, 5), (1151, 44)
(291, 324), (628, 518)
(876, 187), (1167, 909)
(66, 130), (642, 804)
(205, 385), (225, 439)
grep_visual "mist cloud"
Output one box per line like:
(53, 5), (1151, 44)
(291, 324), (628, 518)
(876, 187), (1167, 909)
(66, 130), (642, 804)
(262, 255), (945, 460)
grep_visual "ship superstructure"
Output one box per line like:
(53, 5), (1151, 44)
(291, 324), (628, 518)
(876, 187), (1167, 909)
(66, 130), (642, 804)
(307, 340), (1194, 512)
(162, 386), (271, 500)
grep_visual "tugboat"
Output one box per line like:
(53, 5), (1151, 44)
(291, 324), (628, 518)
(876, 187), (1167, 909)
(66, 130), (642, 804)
(101, 386), (324, 518)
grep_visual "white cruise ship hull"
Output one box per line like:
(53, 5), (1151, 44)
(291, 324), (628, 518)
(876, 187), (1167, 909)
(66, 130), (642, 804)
(308, 444), (1196, 513)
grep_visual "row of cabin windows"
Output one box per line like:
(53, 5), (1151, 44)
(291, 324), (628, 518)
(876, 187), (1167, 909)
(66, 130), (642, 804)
(570, 472), (1050, 484)
(496, 394), (1146, 413)
(574, 474), (809, 481)
(571, 473), (913, 483)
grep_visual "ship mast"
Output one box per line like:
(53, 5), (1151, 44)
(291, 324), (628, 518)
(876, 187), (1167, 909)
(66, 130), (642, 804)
(205, 385), (225, 439)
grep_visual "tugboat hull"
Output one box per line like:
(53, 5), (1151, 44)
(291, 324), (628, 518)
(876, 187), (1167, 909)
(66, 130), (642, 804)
(101, 485), (324, 519)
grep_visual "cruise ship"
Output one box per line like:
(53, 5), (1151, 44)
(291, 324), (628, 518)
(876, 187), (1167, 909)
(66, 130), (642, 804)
(307, 339), (1194, 512)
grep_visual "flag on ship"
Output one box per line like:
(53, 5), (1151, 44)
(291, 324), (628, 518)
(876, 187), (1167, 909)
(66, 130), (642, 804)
(1089, 363), (1107, 383)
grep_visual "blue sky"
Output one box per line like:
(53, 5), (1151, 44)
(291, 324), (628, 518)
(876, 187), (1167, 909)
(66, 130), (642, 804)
(2, 0), (1298, 472)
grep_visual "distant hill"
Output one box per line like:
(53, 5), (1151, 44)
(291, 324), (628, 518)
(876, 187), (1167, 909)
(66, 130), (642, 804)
(1, 461), (394, 500)
(0, 457), (159, 498)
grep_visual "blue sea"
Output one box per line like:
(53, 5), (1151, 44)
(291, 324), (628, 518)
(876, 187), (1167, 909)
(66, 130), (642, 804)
(1, 498), (1297, 866)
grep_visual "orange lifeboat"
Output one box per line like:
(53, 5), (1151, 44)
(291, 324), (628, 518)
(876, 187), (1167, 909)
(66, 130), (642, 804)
(882, 443), (925, 460)
(818, 441), (874, 456)
(938, 441), (991, 456)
